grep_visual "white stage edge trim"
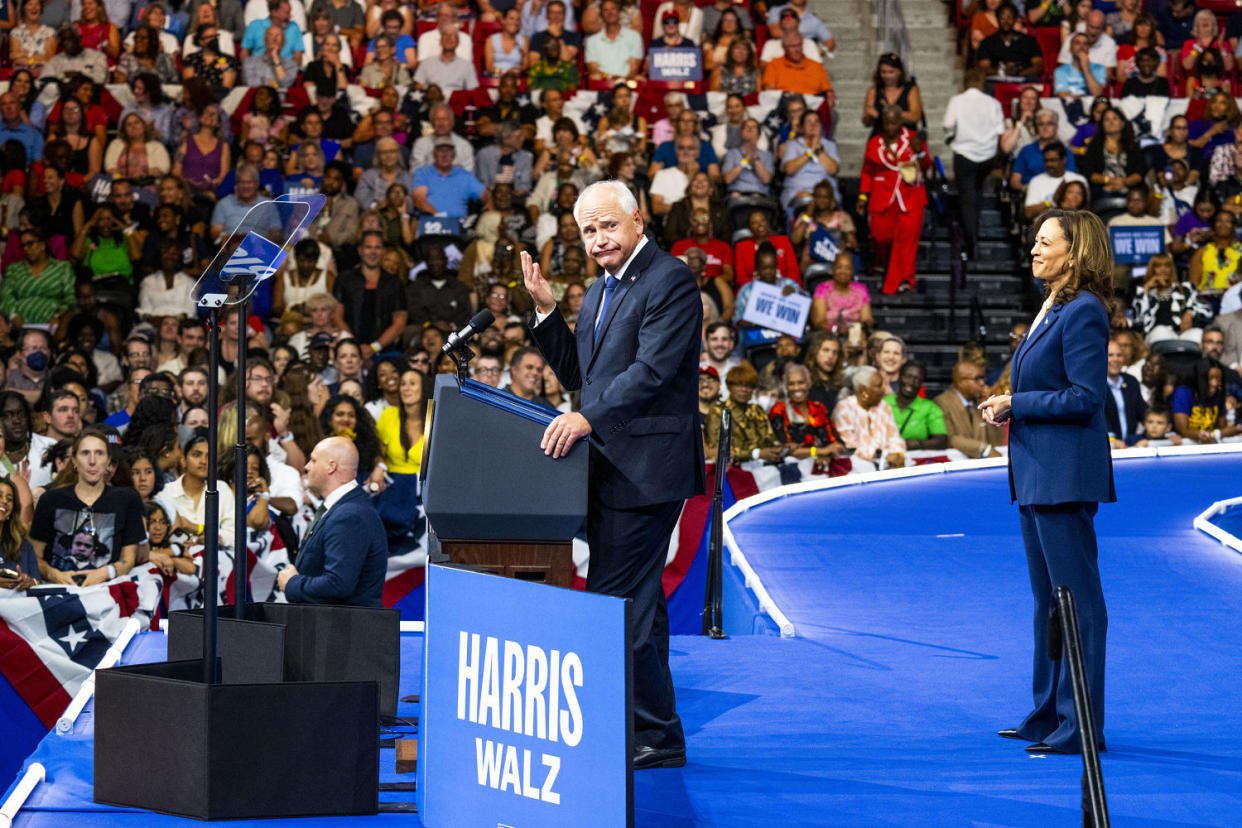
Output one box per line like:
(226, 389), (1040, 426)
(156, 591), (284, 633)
(722, 444), (1242, 639)
(1193, 494), (1242, 556)
(0, 762), (44, 828)
(400, 621), (425, 633)
(55, 616), (142, 735)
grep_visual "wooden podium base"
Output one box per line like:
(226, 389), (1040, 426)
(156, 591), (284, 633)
(440, 540), (574, 588)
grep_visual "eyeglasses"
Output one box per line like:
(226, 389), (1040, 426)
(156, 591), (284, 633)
(248, 373), (274, 385)
(474, 366), (501, 375)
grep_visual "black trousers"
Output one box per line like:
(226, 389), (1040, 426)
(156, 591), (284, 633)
(586, 486), (686, 751)
(953, 153), (991, 253)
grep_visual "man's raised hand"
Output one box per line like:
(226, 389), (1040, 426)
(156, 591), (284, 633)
(520, 250), (557, 315)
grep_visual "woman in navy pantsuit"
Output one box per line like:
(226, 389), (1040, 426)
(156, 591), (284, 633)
(980, 209), (1116, 755)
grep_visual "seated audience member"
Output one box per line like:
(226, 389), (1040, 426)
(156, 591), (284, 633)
(585, 0), (643, 81)
(793, 180), (856, 268)
(703, 362), (783, 464)
(41, 26), (108, 85)
(767, 0), (833, 49)
(649, 137), (700, 216)
(1201, 326), (1242, 386)
(671, 210), (734, 283)
(1000, 86), (1040, 162)
(1121, 47), (1171, 97)
(528, 34), (581, 90)
(1133, 405), (1182, 447)
(832, 365), (906, 468)
(884, 360), (947, 451)
(1011, 110), (1076, 190)
(417, 2), (473, 63)
(276, 436), (387, 606)
(811, 255), (872, 331)
(933, 361), (1005, 458)
(683, 245), (735, 321)
(769, 362), (848, 472)
(411, 138), (489, 223)
(1171, 358), (1238, 442)
(1025, 142), (1088, 219)
(1179, 10), (1234, 78)
(367, 8), (415, 65)
(413, 30), (478, 91)
(2, 229), (76, 328)
(410, 104), (475, 173)
(9, 0), (58, 71)
(1080, 107), (1148, 201)
(665, 171), (727, 241)
(0, 477), (37, 590)
(1189, 210), (1242, 304)
(360, 34), (411, 87)
(1055, 33), (1107, 98)
(803, 330), (844, 414)
(1188, 92), (1240, 170)
(735, 210), (800, 286)
(31, 427), (145, 586)
(240, 0), (304, 63)
(781, 110), (838, 213)
(712, 36), (761, 95)
(763, 32), (834, 103)
(528, 1), (581, 65)
(1131, 253), (1211, 344)
(1105, 337), (1147, 447)
(504, 347), (553, 407)
(475, 121), (534, 197)
(1056, 9), (1117, 67)
(701, 321), (741, 392)
(722, 118), (775, 197)
(976, 3), (1043, 78)
(761, 8), (822, 70)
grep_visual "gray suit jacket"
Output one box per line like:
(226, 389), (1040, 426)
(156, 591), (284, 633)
(1218, 309), (1242, 369)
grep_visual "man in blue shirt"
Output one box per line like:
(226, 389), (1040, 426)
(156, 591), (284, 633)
(766, 0), (833, 50)
(240, 0), (304, 64)
(1010, 109), (1076, 186)
(1053, 33), (1106, 98)
(412, 137), (489, 221)
(0, 93), (42, 162)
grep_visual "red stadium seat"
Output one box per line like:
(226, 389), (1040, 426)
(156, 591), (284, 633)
(228, 87), (259, 136)
(1034, 26), (1061, 84)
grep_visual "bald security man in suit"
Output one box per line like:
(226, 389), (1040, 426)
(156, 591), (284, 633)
(521, 180), (705, 770)
(276, 436), (388, 607)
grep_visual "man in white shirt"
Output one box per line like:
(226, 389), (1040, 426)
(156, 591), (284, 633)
(1024, 142), (1087, 218)
(416, 2), (474, 63)
(943, 68), (1004, 258)
(1056, 9), (1116, 67)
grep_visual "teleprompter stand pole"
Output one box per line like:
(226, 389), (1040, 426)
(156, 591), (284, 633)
(703, 407), (730, 638)
(201, 307), (222, 684)
(233, 297), (249, 616)
(1052, 586), (1110, 828)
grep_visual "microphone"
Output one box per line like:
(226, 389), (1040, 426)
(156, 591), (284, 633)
(442, 309), (495, 354)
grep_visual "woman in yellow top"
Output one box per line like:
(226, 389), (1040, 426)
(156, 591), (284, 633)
(1189, 209), (1242, 301)
(373, 369), (429, 551)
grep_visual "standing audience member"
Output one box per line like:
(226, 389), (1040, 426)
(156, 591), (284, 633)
(944, 69), (1004, 259)
(859, 105), (931, 294)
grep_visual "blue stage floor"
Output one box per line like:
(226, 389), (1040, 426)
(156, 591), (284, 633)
(6, 454), (1241, 826)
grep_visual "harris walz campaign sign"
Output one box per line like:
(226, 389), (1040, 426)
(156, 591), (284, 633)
(418, 564), (632, 827)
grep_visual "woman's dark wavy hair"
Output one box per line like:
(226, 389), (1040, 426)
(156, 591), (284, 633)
(318, 393), (380, 473)
(125, 396), (179, 449)
(1030, 209), (1114, 307)
(0, 477), (26, 562)
(872, 52), (908, 92)
(126, 447), (165, 498)
(1190, 357), (1225, 407)
(364, 355), (407, 404)
(1082, 106), (1142, 173)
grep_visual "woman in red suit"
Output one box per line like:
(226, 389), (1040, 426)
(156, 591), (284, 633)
(857, 105), (932, 294)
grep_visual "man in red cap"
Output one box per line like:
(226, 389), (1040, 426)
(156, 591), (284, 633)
(698, 365), (722, 457)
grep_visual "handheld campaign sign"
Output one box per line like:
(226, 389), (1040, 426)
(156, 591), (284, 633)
(192, 194), (326, 308)
(1109, 225), (1164, 265)
(741, 281), (812, 338)
(418, 564), (633, 828)
(648, 47), (702, 81)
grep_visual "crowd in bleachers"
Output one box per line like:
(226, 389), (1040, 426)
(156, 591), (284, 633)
(0, 0), (1239, 599)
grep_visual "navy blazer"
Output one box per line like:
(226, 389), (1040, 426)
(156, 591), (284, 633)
(285, 486), (388, 607)
(1008, 293), (1116, 506)
(531, 239), (706, 510)
(1103, 372), (1147, 446)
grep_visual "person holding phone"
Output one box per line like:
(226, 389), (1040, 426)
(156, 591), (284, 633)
(0, 477), (38, 590)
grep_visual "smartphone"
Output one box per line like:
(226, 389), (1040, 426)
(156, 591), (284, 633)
(0, 567), (19, 579)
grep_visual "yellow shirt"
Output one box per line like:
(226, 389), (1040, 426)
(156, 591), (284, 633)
(376, 406), (424, 474)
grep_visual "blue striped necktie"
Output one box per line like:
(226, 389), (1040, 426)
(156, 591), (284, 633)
(594, 275), (618, 342)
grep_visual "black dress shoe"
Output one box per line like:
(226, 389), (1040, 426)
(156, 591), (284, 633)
(997, 729), (1029, 741)
(1025, 742), (1071, 755)
(634, 744), (686, 770)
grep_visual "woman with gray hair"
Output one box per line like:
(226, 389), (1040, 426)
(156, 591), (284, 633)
(831, 364), (907, 469)
(355, 137), (414, 210)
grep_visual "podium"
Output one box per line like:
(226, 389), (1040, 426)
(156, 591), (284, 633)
(423, 376), (588, 585)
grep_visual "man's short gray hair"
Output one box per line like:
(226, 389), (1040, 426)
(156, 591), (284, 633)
(851, 365), (878, 393)
(573, 180), (638, 225)
(1034, 107), (1058, 124)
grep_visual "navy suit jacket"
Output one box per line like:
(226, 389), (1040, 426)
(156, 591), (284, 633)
(530, 238), (706, 510)
(285, 486), (388, 607)
(1103, 372), (1147, 445)
(1008, 292), (1116, 506)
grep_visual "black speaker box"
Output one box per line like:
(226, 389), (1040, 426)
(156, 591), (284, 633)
(93, 659), (379, 820)
(167, 602), (401, 719)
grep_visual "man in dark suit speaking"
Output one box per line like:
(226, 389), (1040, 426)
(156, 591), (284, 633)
(521, 180), (705, 770)
(276, 436), (388, 607)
